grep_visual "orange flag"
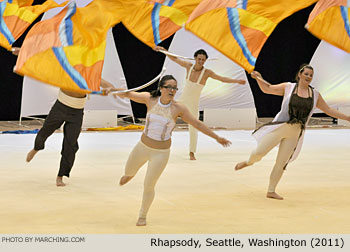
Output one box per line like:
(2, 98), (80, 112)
(0, 0), (66, 50)
(15, 0), (124, 94)
(186, 0), (318, 72)
(306, 0), (350, 53)
(121, 0), (201, 47)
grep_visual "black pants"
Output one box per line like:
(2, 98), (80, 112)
(34, 100), (84, 177)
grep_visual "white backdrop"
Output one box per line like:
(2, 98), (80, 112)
(310, 41), (350, 109)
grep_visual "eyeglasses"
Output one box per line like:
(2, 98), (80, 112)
(162, 86), (178, 91)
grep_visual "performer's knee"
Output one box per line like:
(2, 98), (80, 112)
(143, 180), (156, 192)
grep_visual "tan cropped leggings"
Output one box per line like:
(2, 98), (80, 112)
(247, 123), (301, 192)
(124, 141), (170, 218)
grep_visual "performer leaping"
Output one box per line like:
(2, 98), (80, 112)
(106, 75), (231, 226)
(235, 64), (350, 200)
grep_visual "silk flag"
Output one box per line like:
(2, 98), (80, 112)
(185, 0), (318, 72)
(121, 0), (201, 48)
(0, 0), (65, 50)
(243, 0), (318, 24)
(5, 0), (33, 7)
(15, 0), (124, 94)
(306, 0), (350, 53)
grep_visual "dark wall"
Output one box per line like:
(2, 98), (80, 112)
(0, 3), (320, 120)
(0, 48), (23, 120)
(112, 24), (173, 118)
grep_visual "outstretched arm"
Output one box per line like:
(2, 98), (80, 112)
(178, 104), (231, 147)
(119, 91), (151, 105)
(153, 45), (192, 69)
(251, 71), (286, 96)
(100, 79), (150, 104)
(208, 69), (246, 85)
(316, 94), (350, 121)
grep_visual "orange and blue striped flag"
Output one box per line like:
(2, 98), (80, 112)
(122, 0), (201, 48)
(0, 0), (66, 50)
(14, 0), (124, 94)
(306, 0), (350, 53)
(185, 0), (318, 72)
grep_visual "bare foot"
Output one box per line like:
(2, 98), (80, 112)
(26, 149), (38, 162)
(136, 217), (146, 226)
(119, 175), (134, 186)
(189, 152), (196, 160)
(266, 192), (284, 200)
(56, 176), (66, 187)
(235, 161), (248, 171)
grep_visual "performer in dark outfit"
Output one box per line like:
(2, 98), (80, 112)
(25, 80), (115, 186)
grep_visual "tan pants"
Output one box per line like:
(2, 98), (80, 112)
(187, 105), (199, 153)
(124, 141), (170, 218)
(247, 123), (301, 192)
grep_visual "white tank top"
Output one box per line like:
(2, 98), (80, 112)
(179, 65), (205, 105)
(143, 98), (176, 141)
